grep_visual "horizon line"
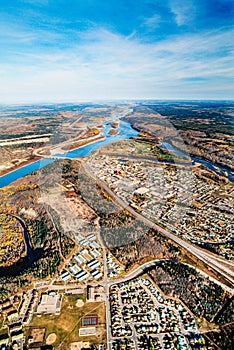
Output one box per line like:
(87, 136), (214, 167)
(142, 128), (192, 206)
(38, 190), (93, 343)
(0, 98), (234, 106)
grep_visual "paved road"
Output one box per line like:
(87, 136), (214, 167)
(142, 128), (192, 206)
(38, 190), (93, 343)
(81, 159), (234, 349)
(81, 161), (234, 289)
(106, 259), (234, 294)
(96, 224), (112, 348)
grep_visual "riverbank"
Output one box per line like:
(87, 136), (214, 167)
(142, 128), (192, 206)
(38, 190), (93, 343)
(0, 118), (138, 188)
(0, 135), (106, 186)
(61, 135), (105, 151)
(0, 213), (43, 277)
(0, 118), (233, 189)
(0, 155), (42, 177)
(161, 141), (234, 183)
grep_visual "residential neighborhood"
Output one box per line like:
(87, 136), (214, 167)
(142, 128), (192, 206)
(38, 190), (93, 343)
(109, 277), (205, 350)
(0, 102), (233, 350)
(88, 155), (233, 259)
(0, 290), (38, 347)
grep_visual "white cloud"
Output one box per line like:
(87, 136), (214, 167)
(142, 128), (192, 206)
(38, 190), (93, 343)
(0, 26), (233, 102)
(169, 0), (196, 26)
(142, 14), (162, 30)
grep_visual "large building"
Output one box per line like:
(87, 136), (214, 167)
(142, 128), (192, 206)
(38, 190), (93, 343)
(37, 293), (62, 315)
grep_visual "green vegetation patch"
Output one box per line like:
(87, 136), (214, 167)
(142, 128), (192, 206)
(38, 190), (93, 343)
(148, 261), (230, 323)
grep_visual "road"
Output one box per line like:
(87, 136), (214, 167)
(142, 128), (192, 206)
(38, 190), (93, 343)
(96, 221), (112, 348)
(109, 259), (234, 293)
(81, 160), (234, 350)
(81, 161), (234, 288)
(31, 158), (233, 350)
(33, 131), (103, 158)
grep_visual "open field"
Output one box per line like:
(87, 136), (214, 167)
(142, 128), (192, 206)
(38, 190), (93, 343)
(30, 294), (106, 348)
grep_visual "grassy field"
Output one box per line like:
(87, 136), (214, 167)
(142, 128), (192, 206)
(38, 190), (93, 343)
(29, 293), (106, 349)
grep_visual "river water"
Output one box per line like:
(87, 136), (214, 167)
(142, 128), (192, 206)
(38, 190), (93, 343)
(0, 119), (138, 188)
(0, 120), (233, 188)
(0, 214), (43, 277)
(161, 142), (234, 183)
(0, 120), (233, 275)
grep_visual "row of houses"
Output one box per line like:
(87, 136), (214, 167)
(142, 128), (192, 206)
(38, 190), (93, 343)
(0, 290), (38, 349)
(107, 253), (123, 278)
(90, 154), (233, 256)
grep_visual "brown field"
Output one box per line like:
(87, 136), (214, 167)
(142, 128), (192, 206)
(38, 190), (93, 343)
(26, 327), (46, 346)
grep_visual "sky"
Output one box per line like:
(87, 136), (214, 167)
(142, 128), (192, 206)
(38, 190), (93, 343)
(0, 0), (233, 103)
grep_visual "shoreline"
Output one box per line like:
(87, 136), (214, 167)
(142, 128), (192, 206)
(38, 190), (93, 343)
(0, 120), (233, 187)
(161, 140), (234, 174)
(0, 156), (42, 178)
(60, 135), (105, 152)
(0, 135), (107, 183)
(130, 123), (234, 178)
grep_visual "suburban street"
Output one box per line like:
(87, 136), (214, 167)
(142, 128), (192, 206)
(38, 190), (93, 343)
(81, 161), (234, 289)
(80, 159), (234, 350)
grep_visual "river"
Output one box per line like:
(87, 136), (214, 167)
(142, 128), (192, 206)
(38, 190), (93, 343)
(0, 214), (43, 277)
(12, 214), (34, 263)
(0, 119), (138, 188)
(161, 142), (234, 183)
(0, 120), (233, 188)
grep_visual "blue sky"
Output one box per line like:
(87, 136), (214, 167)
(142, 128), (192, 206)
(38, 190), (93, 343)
(0, 0), (233, 102)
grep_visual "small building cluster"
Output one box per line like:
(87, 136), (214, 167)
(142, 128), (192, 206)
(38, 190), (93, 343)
(107, 253), (123, 278)
(60, 233), (103, 283)
(86, 285), (105, 303)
